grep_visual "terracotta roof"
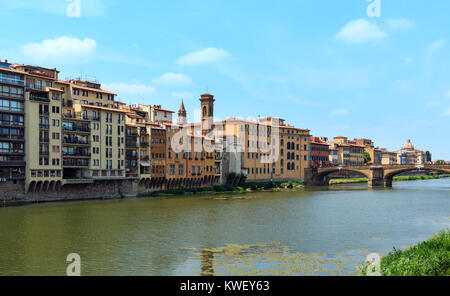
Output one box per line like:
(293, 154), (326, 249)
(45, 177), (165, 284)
(47, 87), (64, 93)
(70, 83), (116, 95)
(154, 107), (175, 113)
(81, 104), (127, 113)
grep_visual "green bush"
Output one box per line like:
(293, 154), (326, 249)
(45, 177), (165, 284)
(361, 230), (450, 276)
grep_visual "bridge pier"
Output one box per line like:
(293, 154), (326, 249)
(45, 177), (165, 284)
(304, 168), (329, 186)
(368, 167), (386, 188)
(384, 178), (393, 188)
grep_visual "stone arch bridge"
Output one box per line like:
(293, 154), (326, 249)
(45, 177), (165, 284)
(304, 164), (450, 187)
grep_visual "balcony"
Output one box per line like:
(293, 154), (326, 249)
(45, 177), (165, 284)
(126, 139), (138, 148)
(63, 159), (89, 168)
(0, 77), (25, 86)
(62, 126), (91, 133)
(30, 95), (50, 103)
(126, 152), (138, 159)
(39, 137), (49, 143)
(0, 160), (26, 167)
(39, 124), (49, 130)
(63, 139), (90, 146)
(140, 141), (149, 147)
(63, 151), (91, 158)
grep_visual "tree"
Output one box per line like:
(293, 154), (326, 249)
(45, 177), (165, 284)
(364, 152), (372, 164)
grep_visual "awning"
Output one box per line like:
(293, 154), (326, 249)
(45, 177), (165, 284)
(140, 162), (150, 167)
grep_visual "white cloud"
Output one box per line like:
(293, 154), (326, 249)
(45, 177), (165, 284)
(176, 48), (231, 66)
(425, 101), (440, 108)
(102, 83), (156, 95)
(335, 19), (387, 44)
(427, 39), (446, 56)
(153, 72), (192, 85)
(443, 108), (450, 117)
(172, 91), (194, 99)
(331, 109), (349, 116)
(404, 57), (413, 64)
(392, 80), (411, 89)
(386, 18), (416, 30)
(21, 36), (97, 64)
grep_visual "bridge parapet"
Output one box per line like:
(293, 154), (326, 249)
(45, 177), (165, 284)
(305, 164), (450, 188)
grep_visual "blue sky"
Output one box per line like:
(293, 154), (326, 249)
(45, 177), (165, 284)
(1, 0), (449, 159)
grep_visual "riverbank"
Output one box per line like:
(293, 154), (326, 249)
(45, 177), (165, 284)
(153, 181), (305, 196)
(330, 174), (450, 185)
(360, 230), (450, 276)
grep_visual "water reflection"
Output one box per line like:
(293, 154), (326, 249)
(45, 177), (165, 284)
(0, 178), (449, 275)
(200, 249), (214, 276)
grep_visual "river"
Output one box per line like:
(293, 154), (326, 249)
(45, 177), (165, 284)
(0, 178), (449, 276)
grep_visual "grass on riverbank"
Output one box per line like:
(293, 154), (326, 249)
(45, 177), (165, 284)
(330, 174), (450, 185)
(360, 230), (450, 276)
(153, 181), (304, 196)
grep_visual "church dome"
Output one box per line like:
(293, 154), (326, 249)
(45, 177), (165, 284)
(403, 139), (415, 151)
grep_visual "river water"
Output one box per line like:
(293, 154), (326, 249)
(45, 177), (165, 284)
(0, 179), (449, 276)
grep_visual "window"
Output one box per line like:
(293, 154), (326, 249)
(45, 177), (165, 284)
(0, 99), (9, 110)
(11, 101), (24, 112)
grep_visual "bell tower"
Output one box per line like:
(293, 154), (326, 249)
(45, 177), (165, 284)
(177, 100), (187, 125)
(200, 93), (215, 133)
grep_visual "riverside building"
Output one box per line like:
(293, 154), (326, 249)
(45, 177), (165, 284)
(0, 60), (312, 198)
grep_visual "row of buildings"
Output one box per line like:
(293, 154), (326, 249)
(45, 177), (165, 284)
(310, 136), (429, 168)
(0, 60), (312, 192)
(0, 59), (431, 193)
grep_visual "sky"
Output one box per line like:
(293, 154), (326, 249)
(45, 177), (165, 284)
(0, 0), (449, 159)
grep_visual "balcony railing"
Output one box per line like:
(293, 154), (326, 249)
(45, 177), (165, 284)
(0, 77), (25, 86)
(39, 137), (49, 143)
(63, 151), (91, 157)
(126, 141), (138, 148)
(39, 151), (49, 156)
(63, 139), (90, 145)
(63, 159), (89, 167)
(62, 126), (91, 133)
(30, 95), (50, 103)
(39, 124), (49, 129)
(126, 152), (138, 159)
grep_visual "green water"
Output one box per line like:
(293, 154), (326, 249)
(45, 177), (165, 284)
(0, 179), (449, 276)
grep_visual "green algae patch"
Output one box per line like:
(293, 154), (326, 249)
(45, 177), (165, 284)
(183, 241), (359, 276)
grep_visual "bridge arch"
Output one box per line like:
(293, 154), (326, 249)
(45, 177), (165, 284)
(311, 168), (371, 186)
(384, 166), (450, 187)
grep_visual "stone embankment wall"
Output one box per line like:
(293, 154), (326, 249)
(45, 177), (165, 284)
(0, 180), (158, 207)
